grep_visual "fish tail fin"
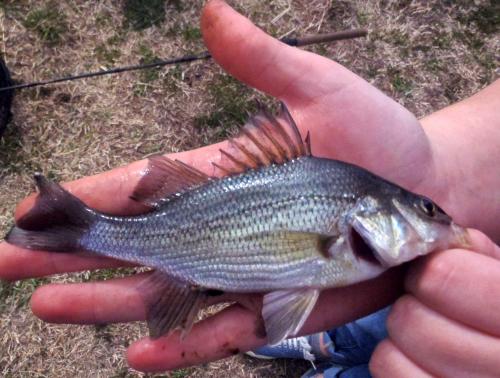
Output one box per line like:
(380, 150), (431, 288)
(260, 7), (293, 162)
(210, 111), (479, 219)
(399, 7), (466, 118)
(5, 174), (96, 252)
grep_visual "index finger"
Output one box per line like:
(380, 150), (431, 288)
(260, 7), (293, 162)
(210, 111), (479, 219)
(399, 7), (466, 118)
(15, 142), (227, 219)
(0, 142), (226, 281)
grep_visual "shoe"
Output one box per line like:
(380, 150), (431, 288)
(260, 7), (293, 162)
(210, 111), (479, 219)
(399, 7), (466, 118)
(247, 332), (334, 364)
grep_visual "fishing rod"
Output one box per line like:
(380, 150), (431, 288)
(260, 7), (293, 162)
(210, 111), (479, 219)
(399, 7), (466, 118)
(0, 29), (367, 93)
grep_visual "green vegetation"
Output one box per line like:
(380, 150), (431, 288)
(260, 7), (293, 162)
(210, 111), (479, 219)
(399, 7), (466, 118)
(443, 73), (465, 102)
(426, 58), (443, 73)
(432, 33), (452, 49)
(194, 75), (257, 139)
(23, 3), (67, 45)
(356, 10), (369, 26)
(182, 26), (202, 42)
(132, 44), (162, 96)
(123, 0), (165, 30)
(453, 29), (484, 51)
(388, 67), (413, 95)
(386, 29), (407, 46)
(312, 44), (329, 58)
(327, 0), (355, 29)
(137, 45), (162, 82)
(166, 0), (184, 12)
(0, 278), (48, 311)
(94, 33), (127, 66)
(170, 369), (192, 378)
(0, 126), (40, 175)
(458, 2), (499, 34)
(94, 44), (121, 66)
(391, 74), (413, 94)
(95, 10), (112, 27)
(162, 64), (183, 93)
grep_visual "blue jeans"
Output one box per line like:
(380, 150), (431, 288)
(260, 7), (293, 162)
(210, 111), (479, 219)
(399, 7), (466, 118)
(304, 307), (390, 378)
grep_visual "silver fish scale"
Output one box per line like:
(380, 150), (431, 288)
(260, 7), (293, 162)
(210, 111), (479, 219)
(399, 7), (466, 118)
(81, 157), (383, 291)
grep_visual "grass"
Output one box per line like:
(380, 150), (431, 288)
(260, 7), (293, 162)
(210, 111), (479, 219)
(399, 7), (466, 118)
(388, 67), (413, 95)
(0, 0), (498, 377)
(123, 0), (166, 30)
(457, 1), (499, 34)
(95, 43), (122, 66)
(137, 44), (162, 82)
(170, 369), (193, 378)
(0, 278), (48, 311)
(182, 26), (202, 42)
(194, 74), (259, 140)
(23, 3), (67, 45)
(132, 44), (163, 96)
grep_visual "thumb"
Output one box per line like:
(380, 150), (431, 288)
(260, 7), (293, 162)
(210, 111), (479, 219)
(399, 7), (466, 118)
(200, 0), (350, 103)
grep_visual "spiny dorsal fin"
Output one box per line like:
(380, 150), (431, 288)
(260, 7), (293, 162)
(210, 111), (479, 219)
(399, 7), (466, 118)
(213, 102), (311, 176)
(130, 155), (211, 208)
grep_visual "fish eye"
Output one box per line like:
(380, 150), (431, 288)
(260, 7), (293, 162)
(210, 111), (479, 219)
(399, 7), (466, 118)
(419, 198), (437, 217)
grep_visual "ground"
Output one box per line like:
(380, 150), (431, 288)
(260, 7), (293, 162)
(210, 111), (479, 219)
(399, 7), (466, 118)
(0, 0), (498, 377)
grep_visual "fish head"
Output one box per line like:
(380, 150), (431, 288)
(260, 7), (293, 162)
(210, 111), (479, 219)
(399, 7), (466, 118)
(347, 191), (469, 268)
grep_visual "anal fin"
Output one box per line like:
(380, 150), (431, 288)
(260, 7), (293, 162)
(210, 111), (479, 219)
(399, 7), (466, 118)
(138, 271), (207, 339)
(262, 288), (319, 345)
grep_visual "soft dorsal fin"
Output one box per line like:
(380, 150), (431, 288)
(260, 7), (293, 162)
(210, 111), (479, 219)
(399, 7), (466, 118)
(131, 155), (211, 208)
(213, 102), (312, 176)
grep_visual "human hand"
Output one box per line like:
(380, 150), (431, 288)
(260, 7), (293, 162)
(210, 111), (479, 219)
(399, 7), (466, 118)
(0, 0), (494, 372)
(370, 230), (500, 377)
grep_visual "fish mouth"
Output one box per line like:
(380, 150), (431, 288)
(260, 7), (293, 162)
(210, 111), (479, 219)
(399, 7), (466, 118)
(451, 223), (471, 249)
(349, 227), (385, 267)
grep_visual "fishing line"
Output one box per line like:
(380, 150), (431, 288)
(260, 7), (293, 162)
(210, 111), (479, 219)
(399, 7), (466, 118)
(0, 29), (367, 93)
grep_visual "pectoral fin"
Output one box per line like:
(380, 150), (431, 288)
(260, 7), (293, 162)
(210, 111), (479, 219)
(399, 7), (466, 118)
(262, 288), (319, 345)
(138, 271), (207, 339)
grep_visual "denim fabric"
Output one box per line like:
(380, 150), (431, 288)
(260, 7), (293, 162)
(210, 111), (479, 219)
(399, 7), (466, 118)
(303, 307), (390, 378)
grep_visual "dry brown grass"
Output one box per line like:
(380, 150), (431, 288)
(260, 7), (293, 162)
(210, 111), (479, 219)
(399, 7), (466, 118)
(0, 0), (498, 377)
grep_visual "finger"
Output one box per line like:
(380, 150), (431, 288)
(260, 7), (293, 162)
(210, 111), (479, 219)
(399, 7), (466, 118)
(0, 243), (130, 281)
(369, 340), (432, 378)
(406, 245), (500, 336)
(387, 295), (500, 377)
(468, 228), (500, 260)
(31, 268), (401, 326)
(126, 269), (403, 372)
(127, 303), (258, 372)
(304, 267), (405, 334)
(1, 143), (228, 280)
(15, 144), (227, 220)
(201, 0), (355, 104)
(201, 1), (430, 191)
(31, 274), (147, 324)
(30, 273), (238, 324)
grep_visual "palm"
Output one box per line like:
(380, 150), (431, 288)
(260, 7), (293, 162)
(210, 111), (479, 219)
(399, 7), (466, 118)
(204, 2), (431, 192)
(0, 0), (444, 372)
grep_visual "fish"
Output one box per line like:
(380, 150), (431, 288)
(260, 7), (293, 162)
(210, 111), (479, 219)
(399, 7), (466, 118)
(5, 103), (469, 344)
